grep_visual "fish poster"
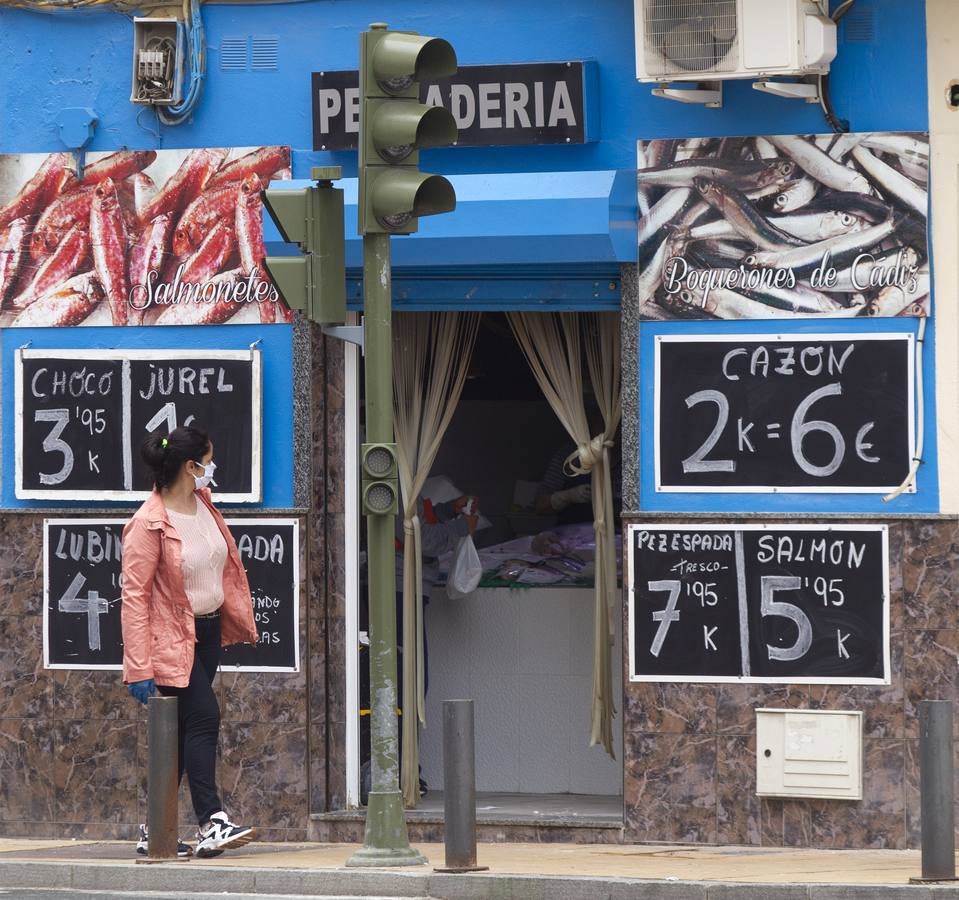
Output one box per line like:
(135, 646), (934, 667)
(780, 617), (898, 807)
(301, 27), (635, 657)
(0, 146), (292, 327)
(636, 132), (929, 320)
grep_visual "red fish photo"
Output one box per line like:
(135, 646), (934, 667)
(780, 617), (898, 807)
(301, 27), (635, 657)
(0, 146), (292, 327)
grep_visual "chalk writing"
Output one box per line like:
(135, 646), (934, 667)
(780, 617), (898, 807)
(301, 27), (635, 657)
(44, 519), (299, 672)
(655, 334), (913, 493)
(17, 349), (260, 500)
(629, 524), (889, 684)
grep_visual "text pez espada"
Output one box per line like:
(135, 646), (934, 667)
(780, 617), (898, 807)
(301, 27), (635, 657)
(237, 532), (285, 564)
(635, 531), (733, 552)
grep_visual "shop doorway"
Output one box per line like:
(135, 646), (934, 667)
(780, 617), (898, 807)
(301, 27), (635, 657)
(349, 311), (623, 825)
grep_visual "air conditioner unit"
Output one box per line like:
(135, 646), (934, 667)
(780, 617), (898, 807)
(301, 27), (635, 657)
(635, 0), (836, 83)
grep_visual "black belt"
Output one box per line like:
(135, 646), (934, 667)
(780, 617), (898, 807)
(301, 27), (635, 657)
(194, 610), (221, 620)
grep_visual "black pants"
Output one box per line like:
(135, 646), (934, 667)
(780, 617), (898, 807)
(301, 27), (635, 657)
(157, 614), (223, 825)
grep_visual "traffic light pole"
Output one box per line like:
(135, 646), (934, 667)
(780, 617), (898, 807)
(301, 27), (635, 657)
(349, 20), (457, 867)
(346, 233), (426, 868)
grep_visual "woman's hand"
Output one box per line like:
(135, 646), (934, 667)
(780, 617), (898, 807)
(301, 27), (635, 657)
(453, 495), (478, 515)
(128, 679), (157, 705)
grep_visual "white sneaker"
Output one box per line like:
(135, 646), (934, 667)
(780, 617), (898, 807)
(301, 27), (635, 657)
(135, 823), (193, 858)
(195, 811), (256, 858)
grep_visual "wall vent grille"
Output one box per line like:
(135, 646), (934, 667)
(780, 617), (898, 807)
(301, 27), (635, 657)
(220, 37), (249, 71)
(251, 36), (279, 70)
(843, 9), (875, 43)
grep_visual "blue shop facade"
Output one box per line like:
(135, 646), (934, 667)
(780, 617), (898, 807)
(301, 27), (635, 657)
(0, 0), (952, 848)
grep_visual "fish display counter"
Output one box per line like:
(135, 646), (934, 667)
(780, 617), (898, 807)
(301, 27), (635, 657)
(435, 521), (623, 589)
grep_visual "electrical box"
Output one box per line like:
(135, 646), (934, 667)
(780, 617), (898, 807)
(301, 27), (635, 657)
(756, 709), (863, 800)
(131, 18), (184, 106)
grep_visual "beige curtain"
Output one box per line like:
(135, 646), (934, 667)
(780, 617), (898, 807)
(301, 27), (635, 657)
(507, 311), (622, 755)
(393, 311), (481, 807)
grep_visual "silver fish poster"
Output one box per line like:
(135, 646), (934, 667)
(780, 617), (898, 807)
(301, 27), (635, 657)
(0, 146), (291, 327)
(635, 132), (929, 320)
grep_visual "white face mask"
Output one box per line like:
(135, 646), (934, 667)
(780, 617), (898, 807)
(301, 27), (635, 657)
(192, 460), (217, 490)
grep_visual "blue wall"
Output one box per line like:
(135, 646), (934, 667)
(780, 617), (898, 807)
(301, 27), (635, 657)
(0, 325), (295, 509)
(639, 317), (938, 514)
(0, 1), (923, 173)
(0, 0), (934, 512)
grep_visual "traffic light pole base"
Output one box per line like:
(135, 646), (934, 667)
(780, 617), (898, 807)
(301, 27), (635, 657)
(345, 791), (427, 867)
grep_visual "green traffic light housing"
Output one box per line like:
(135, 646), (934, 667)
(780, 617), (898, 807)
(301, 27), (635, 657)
(369, 29), (456, 96)
(261, 170), (346, 324)
(361, 442), (399, 515)
(367, 101), (457, 163)
(361, 442), (398, 480)
(261, 189), (310, 245)
(366, 169), (455, 231)
(358, 24), (459, 235)
(262, 255), (310, 312)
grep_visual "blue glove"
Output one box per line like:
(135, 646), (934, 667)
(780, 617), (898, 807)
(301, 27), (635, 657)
(128, 679), (156, 705)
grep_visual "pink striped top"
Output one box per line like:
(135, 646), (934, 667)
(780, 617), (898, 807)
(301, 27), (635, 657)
(168, 499), (228, 616)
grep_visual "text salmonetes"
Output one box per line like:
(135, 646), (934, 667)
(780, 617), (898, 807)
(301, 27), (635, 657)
(654, 333), (914, 493)
(15, 348), (261, 501)
(43, 518), (299, 672)
(627, 524), (889, 684)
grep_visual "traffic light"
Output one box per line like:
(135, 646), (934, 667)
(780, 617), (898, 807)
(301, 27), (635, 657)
(358, 23), (458, 235)
(262, 167), (346, 324)
(361, 442), (399, 515)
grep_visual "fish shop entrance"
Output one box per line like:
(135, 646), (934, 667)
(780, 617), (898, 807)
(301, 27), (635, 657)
(349, 309), (625, 832)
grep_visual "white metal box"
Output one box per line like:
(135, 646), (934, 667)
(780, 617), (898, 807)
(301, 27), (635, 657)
(635, 0), (837, 83)
(756, 709), (863, 800)
(131, 17), (184, 106)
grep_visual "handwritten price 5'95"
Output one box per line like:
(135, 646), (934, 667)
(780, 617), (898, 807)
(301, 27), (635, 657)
(646, 575), (842, 663)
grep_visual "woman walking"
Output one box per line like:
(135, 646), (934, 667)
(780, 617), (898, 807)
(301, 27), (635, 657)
(121, 425), (259, 858)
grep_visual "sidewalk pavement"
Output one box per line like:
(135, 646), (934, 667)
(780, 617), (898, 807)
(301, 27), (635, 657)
(0, 838), (958, 898)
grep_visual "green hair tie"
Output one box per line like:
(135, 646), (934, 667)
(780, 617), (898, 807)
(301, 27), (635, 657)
(161, 437), (168, 449)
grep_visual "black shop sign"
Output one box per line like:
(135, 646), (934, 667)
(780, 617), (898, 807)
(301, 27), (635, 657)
(627, 524), (889, 684)
(42, 518), (299, 672)
(15, 348), (261, 502)
(312, 61), (593, 151)
(654, 333), (914, 493)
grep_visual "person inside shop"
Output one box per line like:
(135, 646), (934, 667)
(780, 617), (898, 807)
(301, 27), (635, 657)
(534, 411), (622, 525)
(120, 425), (259, 859)
(359, 485), (480, 802)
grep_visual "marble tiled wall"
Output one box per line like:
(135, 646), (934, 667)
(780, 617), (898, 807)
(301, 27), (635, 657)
(0, 512), (310, 841)
(621, 516), (959, 849)
(0, 325), (345, 842)
(314, 330), (347, 816)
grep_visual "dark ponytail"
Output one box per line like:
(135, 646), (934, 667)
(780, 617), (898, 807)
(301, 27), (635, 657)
(141, 425), (210, 490)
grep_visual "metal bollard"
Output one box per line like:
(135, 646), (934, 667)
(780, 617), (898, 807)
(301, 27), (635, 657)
(911, 700), (957, 883)
(434, 700), (488, 873)
(142, 695), (180, 863)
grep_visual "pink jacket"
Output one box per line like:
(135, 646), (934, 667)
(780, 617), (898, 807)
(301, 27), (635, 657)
(121, 488), (258, 688)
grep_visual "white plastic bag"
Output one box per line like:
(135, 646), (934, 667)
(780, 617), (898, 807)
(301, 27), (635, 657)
(447, 534), (482, 599)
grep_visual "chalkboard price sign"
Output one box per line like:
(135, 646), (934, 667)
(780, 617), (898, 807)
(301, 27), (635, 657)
(654, 333), (914, 493)
(221, 521), (299, 671)
(43, 518), (299, 672)
(16, 349), (262, 502)
(627, 524), (889, 684)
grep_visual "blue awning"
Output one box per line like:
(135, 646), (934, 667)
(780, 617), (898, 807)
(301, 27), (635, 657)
(264, 169), (635, 309)
(266, 169), (635, 265)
